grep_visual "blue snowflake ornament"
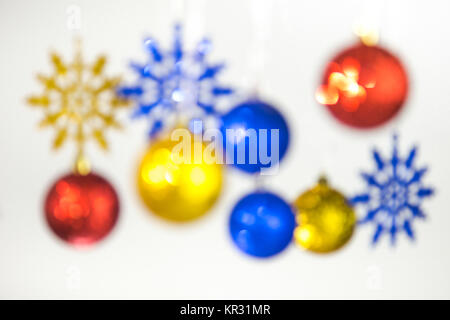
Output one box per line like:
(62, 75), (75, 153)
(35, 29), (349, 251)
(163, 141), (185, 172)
(350, 135), (434, 245)
(118, 24), (233, 138)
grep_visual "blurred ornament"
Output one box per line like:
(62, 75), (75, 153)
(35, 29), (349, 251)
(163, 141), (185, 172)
(350, 135), (434, 245)
(118, 24), (233, 138)
(28, 39), (129, 245)
(316, 40), (408, 129)
(45, 173), (119, 245)
(28, 40), (129, 156)
(122, 24), (229, 222)
(293, 177), (356, 253)
(229, 191), (295, 258)
(137, 129), (223, 222)
(220, 99), (290, 174)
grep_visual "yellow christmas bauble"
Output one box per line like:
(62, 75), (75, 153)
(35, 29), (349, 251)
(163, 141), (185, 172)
(293, 177), (356, 253)
(137, 129), (223, 222)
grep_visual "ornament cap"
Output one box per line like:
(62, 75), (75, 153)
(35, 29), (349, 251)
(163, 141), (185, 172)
(74, 152), (91, 176)
(353, 23), (379, 47)
(317, 175), (328, 186)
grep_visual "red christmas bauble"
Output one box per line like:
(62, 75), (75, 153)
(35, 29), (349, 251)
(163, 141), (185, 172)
(316, 42), (408, 128)
(44, 172), (119, 246)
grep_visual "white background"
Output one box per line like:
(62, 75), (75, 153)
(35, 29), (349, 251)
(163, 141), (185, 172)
(1, 0), (450, 299)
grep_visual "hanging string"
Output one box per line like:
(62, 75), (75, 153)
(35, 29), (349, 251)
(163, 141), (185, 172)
(170, 0), (186, 25)
(353, 0), (388, 46)
(170, 0), (208, 39)
(184, 0), (208, 49)
(246, 0), (273, 96)
(66, 7), (90, 174)
(246, 0), (274, 189)
(66, 4), (82, 35)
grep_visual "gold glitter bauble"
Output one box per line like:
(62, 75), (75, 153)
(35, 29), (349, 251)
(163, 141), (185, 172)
(293, 177), (356, 253)
(137, 129), (223, 222)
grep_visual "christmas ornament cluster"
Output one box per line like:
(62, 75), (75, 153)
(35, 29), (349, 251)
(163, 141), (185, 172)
(27, 23), (434, 258)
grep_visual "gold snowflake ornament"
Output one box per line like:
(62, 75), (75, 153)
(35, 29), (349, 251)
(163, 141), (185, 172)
(28, 40), (129, 174)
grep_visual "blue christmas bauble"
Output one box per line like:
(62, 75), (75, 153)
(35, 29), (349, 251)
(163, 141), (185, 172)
(229, 191), (296, 258)
(220, 99), (290, 174)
